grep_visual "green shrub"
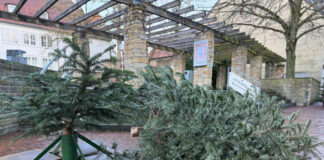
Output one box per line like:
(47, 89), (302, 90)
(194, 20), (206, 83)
(138, 66), (322, 160)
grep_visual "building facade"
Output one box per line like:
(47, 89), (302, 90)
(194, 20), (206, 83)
(0, 0), (117, 71)
(212, 0), (324, 82)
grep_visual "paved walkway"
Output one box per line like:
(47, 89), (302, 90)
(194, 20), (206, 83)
(0, 131), (138, 157)
(282, 104), (324, 159)
(0, 104), (323, 159)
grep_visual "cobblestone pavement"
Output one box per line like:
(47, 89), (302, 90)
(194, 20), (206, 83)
(0, 104), (324, 158)
(0, 131), (139, 157)
(282, 104), (324, 159)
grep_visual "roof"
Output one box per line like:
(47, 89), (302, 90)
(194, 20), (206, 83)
(0, 0), (99, 27)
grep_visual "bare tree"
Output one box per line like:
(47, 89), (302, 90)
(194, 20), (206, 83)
(214, 0), (324, 78)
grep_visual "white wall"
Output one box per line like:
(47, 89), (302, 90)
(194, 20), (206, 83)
(0, 22), (117, 71)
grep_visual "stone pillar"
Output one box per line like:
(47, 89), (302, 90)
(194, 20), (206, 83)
(274, 64), (285, 78)
(170, 53), (186, 82)
(249, 55), (262, 81)
(265, 62), (276, 79)
(123, 5), (148, 85)
(193, 30), (214, 86)
(216, 65), (226, 89)
(231, 46), (248, 75)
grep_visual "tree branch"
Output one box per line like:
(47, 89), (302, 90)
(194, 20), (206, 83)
(219, 1), (288, 31)
(298, 2), (324, 28)
(297, 24), (324, 40)
(234, 23), (285, 34)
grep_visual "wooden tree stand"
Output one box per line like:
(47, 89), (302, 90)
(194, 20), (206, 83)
(34, 130), (112, 160)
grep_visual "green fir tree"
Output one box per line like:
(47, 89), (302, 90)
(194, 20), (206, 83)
(0, 35), (138, 159)
(138, 66), (323, 160)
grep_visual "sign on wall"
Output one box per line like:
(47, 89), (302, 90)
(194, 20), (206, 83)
(193, 40), (208, 67)
(228, 72), (260, 98)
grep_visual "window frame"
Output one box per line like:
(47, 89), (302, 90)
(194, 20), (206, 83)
(2, 28), (19, 44)
(22, 32), (37, 46)
(40, 35), (53, 48)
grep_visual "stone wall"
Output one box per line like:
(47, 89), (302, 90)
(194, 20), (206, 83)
(261, 78), (320, 106)
(0, 59), (43, 136)
(123, 5), (148, 86)
(193, 31), (215, 86)
(149, 54), (186, 81)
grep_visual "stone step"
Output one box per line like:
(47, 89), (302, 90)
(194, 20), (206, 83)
(263, 90), (294, 106)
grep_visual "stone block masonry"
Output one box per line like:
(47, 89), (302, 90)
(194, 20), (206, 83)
(249, 55), (262, 81)
(193, 30), (214, 86)
(261, 78), (320, 106)
(123, 5), (148, 86)
(231, 46), (247, 75)
(149, 53), (186, 82)
(0, 59), (45, 136)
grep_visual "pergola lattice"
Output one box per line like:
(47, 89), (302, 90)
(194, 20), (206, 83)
(0, 0), (285, 63)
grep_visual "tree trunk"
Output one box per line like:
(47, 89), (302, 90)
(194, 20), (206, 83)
(62, 128), (78, 160)
(285, 0), (301, 78)
(285, 40), (296, 78)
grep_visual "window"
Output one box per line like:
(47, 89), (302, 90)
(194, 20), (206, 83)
(7, 4), (16, 13)
(23, 33), (36, 46)
(41, 36), (46, 47)
(30, 35), (36, 45)
(26, 57), (31, 65)
(32, 57), (37, 66)
(48, 36), (52, 47)
(3, 29), (18, 44)
(41, 35), (52, 47)
(23, 33), (29, 45)
(40, 12), (49, 20)
(43, 58), (48, 67)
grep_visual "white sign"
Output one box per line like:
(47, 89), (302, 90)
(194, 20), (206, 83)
(194, 40), (208, 67)
(228, 72), (260, 98)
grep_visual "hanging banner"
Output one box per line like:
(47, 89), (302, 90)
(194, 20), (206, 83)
(194, 40), (208, 67)
(228, 72), (260, 98)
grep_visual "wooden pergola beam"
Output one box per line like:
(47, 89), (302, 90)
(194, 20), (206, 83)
(113, 0), (240, 45)
(147, 17), (218, 37)
(160, 29), (241, 46)
(33, 0), (59, 18)
(99, 21), (123, 31)
(159, 0), (181, 9)
(0, 10), (123, 41)
(53, 0), (90, 21)
(147, 42), (190, 54)
(148, 16), (216, 33)
(71, 1), (117, 25)
(149, 21), (224, 41)
(114, 15), (215, 36)
(13, 0), (28, 14)
(145, 0), (180, 17)
(85, 8), (127, 28)
(147, 6), (194, 25)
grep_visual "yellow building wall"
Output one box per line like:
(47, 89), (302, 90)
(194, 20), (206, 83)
(211, 0), (324, 81)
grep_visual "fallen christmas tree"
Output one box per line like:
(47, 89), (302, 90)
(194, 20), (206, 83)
(138, 67), (323, 159)
(0, 35), (139, 160)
